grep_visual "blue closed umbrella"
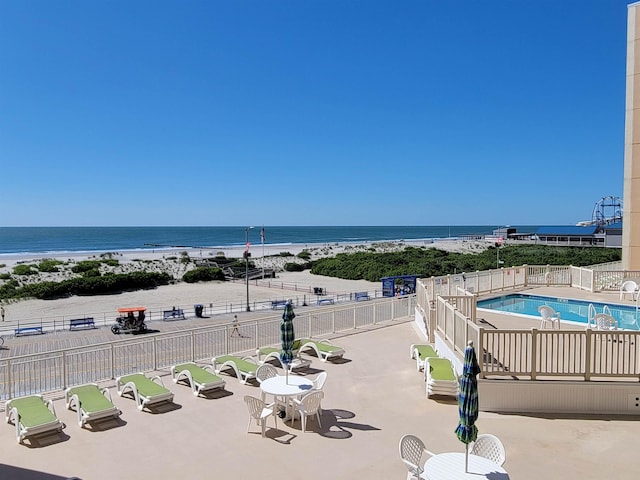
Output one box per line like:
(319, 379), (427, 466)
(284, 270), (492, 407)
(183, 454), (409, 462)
(455, 341), (481, 473)
(280, 300), (296, 382)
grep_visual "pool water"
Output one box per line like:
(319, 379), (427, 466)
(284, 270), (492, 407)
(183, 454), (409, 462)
(477, 294), (640, 330)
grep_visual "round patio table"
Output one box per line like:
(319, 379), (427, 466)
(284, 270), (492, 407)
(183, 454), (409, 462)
(421, 452), (510, 479)
(260, 375), (314, 422)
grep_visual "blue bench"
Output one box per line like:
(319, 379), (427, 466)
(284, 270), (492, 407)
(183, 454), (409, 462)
(317, 298), (334, 305)
(15, 326), (44, 336)
(163, 309), (186, 321)
(271, 300), (288, 309)
(69, 317), (96, 330)
(354, 292), (370, 301)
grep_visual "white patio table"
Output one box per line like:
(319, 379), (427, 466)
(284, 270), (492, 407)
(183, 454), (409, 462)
(421, 452), (510, 479)
(259, 375), (314, 421)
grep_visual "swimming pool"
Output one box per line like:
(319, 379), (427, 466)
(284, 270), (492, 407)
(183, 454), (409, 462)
(477, 294), (640, 330)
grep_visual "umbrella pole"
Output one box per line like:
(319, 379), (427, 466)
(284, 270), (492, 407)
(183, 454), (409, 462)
(286, 363), (289, 384)
(465, 443), (469, 473)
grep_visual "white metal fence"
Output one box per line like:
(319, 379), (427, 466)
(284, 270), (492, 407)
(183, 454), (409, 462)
(0, 296), (415, 402)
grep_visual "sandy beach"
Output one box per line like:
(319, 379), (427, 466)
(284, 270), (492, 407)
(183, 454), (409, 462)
(0, 238), (493, 325)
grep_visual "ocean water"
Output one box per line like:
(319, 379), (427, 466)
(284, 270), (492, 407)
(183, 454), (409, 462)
(0, 226), (538, 256)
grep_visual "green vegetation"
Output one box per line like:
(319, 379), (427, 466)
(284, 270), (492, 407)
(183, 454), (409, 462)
(183, 267), (225, 283)
(38, 259), (64, 272)
(279, 251), (293, 257)
(297, 251), (311, 260)
(310, 245), (622, 282)
(0, 272), (171, 300)
(284, 262), (309, 272)
(12, 264), (37, 275)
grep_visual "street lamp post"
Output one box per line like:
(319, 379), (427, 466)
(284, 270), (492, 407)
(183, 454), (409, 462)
(245, 226), (254, 311)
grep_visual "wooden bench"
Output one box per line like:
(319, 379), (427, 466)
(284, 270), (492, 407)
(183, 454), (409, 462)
(163, 309), (186, 321)
(354, 292), (370, 301)
(317, 298), (334, 305)
(271, 300), (288, 310)
(69, 317), (96, 330)
(15, 326), (44, 336)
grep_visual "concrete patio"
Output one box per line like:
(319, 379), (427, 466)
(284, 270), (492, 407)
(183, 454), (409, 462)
(0, 315), (638, 480)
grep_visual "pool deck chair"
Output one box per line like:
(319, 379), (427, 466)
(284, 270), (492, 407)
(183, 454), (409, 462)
(212, 355), (259, 384)
(298, 338), (345, 362)
(65, 383), (121, 428)
(5, 395), (64, 444)
(410, 344), (439, 372)
(171, 362), (226, 397)
(538, 305), (561, 329)
(425, 357), (458, 399)
(116, 373), (175, 411)
(256, 345), (311, 370)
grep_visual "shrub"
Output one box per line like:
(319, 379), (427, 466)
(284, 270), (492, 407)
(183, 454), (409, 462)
(284, 262), (306, 272)
(38, 259), (63, 272)
(0, 273), (11, 280)
(279, 251), (293, 257)
(297, 251), (311, 260)
(72, 260), (102, 273)
(12, 264), (37, 276)
(183, 267), (225, 283)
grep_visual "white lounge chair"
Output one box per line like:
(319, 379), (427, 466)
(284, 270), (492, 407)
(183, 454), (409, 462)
(65, 383), (121, 428)
(538, 305), (561, 329)
(425, 357), (458, 398)
(298, 338), (345, 362)
(410, 344), (439, 372)
(116, 372), (174, 411)
(619, 280), (638, 301)
(5, 395), (65, 444)
(171, 362), (226, 396)
(212, 355), (259, 384)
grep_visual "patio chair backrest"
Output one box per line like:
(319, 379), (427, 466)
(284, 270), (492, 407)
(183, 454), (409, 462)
(313, 372), (328, 390)
(399, 434), (425, 479)
(470, 433), (506, 466)
(244, 395), (266, 420)
(594, 313), (618, 331)
(256, 364), (278, 384)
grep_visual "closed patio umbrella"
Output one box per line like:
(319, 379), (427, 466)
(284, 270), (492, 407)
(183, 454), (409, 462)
(455, 340), (481, 473)
(280, 299), (295, 384)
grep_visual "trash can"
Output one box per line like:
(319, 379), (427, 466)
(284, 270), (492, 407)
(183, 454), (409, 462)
(194, 304), (204, 318)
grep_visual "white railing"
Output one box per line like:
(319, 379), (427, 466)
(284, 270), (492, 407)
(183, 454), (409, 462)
(416, 264), (640, 382)
(0, 296), (415, 402)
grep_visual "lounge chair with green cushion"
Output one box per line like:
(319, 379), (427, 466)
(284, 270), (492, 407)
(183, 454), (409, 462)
(171, 362), (226, 397)
(425, 357), (458, 399)
(256, 344), (311, 370)
(212, 355), (259, 384)
(116, 372), (175, 411)
(5, 395), (65, 444)
(65, 383), (121, 427)
(410, 344), (439, 372)
(298, 338), (345, 362)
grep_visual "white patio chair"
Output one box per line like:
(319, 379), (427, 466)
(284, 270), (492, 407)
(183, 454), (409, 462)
(619, 280), (638, 301)
(312, 371), (327, 391)
(243, 395), (277, 438)
(399, 434), (434, 480)
(470, 433), (506, 466)
(538, 305), (560, 329)
(594, 313), (618, 331)
(256, 363), (278, 384)
(291, 390), (324, 432)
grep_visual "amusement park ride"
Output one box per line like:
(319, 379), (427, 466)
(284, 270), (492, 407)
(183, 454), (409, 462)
(576, 196), (623, 227)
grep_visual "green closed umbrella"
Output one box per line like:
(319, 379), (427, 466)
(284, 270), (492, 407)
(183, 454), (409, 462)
(280, 300), (295, 383)
(455, 340), (481, 473)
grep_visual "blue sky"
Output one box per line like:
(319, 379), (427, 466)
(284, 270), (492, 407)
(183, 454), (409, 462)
(0, 1), (632, 226)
